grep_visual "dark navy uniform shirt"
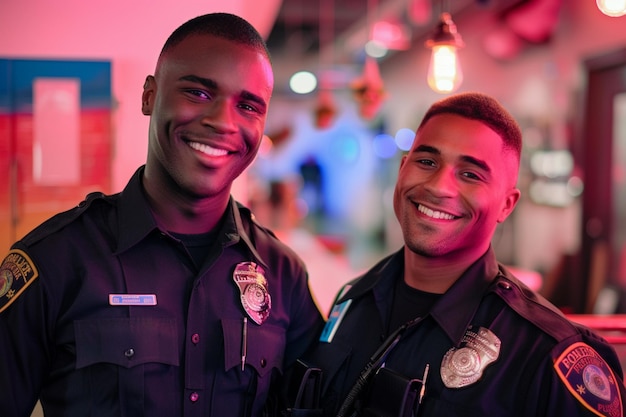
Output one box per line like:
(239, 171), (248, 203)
(0, 166), (324, 417)
(302, 248), (626, 417)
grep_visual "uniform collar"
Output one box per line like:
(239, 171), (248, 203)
(338, 246), (500, 346)
(430, 248), (500, 346)
(115, 166), (158, 253)
(114, 166), (267, 268)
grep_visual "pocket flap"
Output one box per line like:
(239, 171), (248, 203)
(74, 317), (179, 369)
(222, 318), (285, 377)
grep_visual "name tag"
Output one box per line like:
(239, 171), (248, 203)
(109, 294), (157, 306)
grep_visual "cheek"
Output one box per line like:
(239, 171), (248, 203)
(465, 191), (499, 218)
(154, 92), (196, 122)
(168, 102), (198, 124)
(392, 183), (407, 221)
(479, 193), (512, 224)
(239, 128), (260, 152)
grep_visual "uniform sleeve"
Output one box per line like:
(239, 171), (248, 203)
(283, 268), (325, 367)
(0, 247), (51, 417)
(267, 266), (325, 416)
(525, 332), (626, 417)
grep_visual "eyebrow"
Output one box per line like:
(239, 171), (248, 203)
(179, 74), (268, 112)
(413, 144), (491, 173)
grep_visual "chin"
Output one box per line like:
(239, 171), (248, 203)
(406, 242), (442, 258)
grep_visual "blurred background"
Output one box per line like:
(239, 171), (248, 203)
(2, 0), (626, 321)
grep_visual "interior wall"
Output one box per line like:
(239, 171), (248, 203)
(0, 0), (282, 192)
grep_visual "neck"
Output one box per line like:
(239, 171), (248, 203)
(142, 170), (230, 234)
(402, 248), (484, 294)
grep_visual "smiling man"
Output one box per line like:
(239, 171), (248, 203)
(0, 13), (324, 417)
(285, 92), (626, 417)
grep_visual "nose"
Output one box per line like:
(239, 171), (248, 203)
(202, 99), (237, 133)
(423, 167), (457, 198)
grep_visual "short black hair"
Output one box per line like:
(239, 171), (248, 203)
(418, 92), (522, 161)
(159, 13), (271, 61)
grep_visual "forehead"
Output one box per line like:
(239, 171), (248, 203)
(157, 34), (273, 94)
(413, 113), (506, 160)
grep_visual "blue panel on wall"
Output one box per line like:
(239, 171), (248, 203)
(0, 58), (112, 113)
(0, 60), (11, 113)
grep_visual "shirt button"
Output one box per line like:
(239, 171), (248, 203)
(191, 333), (200, 344)
(498, 281), (512, 290)
(260, 358), (267, 368)
(124, 348), (135, 358)
(189, 392), (199, 402)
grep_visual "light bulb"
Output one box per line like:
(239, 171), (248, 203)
(425, 13), (464, 94)
(597, 0), (626, 17)
(427, 45), (463, 93)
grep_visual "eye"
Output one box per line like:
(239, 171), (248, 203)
(461, 171), (482, 181)
(187, 89), (210, 100)
(238, 102), (259, 113)
(416, 158), (436, 168)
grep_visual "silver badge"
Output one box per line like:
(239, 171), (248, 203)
(441, 326), (500, 388)
(233, 262), (271, 325)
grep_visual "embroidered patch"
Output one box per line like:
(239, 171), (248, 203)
(0, 249), (40, 313)
(554, 342), (623, 416)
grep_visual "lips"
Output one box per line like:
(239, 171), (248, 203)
(417, 203), (457, 220)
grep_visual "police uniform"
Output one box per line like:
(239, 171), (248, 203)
(299, 248), (626, 417)
(0, 166), (324, 417)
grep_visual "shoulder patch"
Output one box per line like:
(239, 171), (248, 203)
(0, 249), (40, 313)
(554, 342), (623, 416)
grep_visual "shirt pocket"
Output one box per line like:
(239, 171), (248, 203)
(74, 317), (179, 369)
(305, 340), (351, 392)
(73, 317), (180, 416)
(222, 317), (285, 377)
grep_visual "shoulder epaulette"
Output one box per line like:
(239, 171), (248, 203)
(20, 192), (108, 247)
(492, 273), (578, 342)
(238, 202), (278, 240)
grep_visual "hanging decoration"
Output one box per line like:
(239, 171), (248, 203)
(314, 82), (337, 129)
(351, 0), (388, 120)
(314, 0), (337, 129)
(351, 56), (387, 120)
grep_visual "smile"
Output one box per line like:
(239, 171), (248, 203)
(417, 204), (457, 220)
(187, 141), (229, 157)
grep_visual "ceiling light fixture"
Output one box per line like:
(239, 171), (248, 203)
(425, 12), (464, 94)
(596, 0), (626, 17)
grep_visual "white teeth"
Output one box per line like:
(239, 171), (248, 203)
(188, 141), (228, 156)
(418, 204), (455, 220)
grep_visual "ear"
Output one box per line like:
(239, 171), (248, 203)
(398, 154), (408, 171)
(497, 188), (521, 223)
(141, 75), (156, 115)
